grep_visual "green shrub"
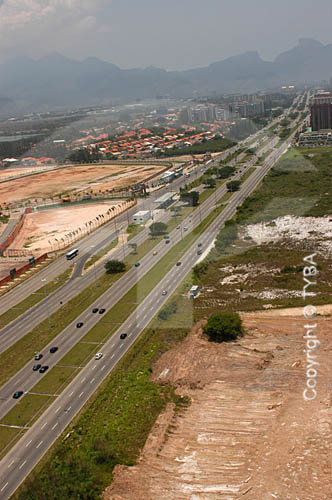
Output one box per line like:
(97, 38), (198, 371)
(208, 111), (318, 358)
(204, 312), (243, 343)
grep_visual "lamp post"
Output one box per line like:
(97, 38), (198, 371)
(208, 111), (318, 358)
(90, 245), (99, 287)
(41, 279), (52, 328)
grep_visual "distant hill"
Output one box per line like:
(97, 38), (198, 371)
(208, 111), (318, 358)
(0, 39), (330, 115)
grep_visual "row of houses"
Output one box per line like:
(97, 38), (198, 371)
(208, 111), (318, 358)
(71, 127), (222, 159)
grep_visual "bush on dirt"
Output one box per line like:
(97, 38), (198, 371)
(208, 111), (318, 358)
(204, 312), (243, 342)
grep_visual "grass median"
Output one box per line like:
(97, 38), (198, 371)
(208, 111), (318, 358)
(84, 239), (118, 270)
(0, 268), (72, 330)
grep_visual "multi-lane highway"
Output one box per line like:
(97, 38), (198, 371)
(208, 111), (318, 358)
(0, 165), (241, 417)
(0, 113), (303, 499)
(0, 96), (306, 498)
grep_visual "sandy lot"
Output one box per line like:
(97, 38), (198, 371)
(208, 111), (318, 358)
(104, 309), (332, 500)
(0, 163), (165, 204)
(9, 201), (128, 254)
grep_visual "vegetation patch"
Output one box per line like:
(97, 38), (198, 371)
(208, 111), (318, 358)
(203, 312), (243, 342)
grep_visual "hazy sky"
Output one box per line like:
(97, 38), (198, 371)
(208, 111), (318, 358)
(0, 0), (332, 69)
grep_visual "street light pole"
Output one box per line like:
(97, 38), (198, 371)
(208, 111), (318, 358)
(91, 245), (99, 287)
(41, 279), (52, 328)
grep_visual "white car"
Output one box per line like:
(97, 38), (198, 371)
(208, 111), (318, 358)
(162, 290), (167, 295)
(95, 352), (103, 360)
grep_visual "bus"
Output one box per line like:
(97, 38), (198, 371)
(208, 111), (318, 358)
(66, 248), (79, 260)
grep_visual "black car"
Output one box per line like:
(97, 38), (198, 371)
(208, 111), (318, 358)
(134, 262), (140, 267)
(120, 333), (127, 339)
(165, 240), (170, 244)
(176, 261), (181, 266)
(39, 366), (49, 373)
(34, 353), (43, 361)
(99, 308), (106, 314)
(13, 391), (23, 399)
(50, 346), (58, 353)
(92, 308), (99, 313)
(76, 322), (84, 328)
(198, 243), (202, 247)
(197, 250), (202, 255)
(33, 364), (41, 371)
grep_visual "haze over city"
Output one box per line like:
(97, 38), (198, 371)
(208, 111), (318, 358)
(0, 0), (332, 69)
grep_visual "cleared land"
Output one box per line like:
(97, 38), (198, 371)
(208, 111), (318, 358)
(105, 311), (332, 500)
(9, 202), (125, 255)
(0, 162), (166, 204)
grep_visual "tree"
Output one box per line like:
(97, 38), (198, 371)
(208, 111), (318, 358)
(217, 166), (235, 178)
(128, 243), (137, 255)
(149, 222), (168, 236)
(204, 177), (216, 188)
(104, 259), (126, 274)
(226, 180), (241, 192)
(180, 191), (200, 206)
(204, 312), (243, 343)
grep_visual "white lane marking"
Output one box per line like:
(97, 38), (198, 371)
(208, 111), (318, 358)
(111, 353), (115, 359)
(41, 422), (47, 430)
(90, 378), (95, 384)
(51, 423), (58, 430)
(0, 482), (8, 492)
(8, 460), (14, 469)
(36, 441), (43, 449)
(25, 440), (32, 448)
(79, 391), (84, 398)
(69, 391), (74, 397)
(19, 460), (27, 470)
(81, 378), (86, 384)
(92, 365), (96, 370)
(101, 365), (106, 371)
(55, 407), (61, 414)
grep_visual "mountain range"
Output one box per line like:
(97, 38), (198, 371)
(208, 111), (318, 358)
(0, 38), (330, 116)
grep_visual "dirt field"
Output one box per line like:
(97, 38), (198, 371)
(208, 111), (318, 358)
(104, 308), (332, 500)
(0, 165), (53, 181)
(0, 163), (165, 204)
(9, 201), (128, 255)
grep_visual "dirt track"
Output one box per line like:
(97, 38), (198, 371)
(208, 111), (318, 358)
(104, 309), (332, 500)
